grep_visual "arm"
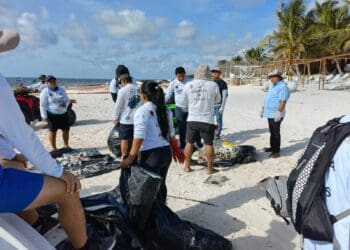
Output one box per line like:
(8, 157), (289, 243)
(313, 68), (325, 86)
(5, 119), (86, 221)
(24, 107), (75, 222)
(221, 89), (228, 109)
(278, 101), (287, 112)
(0, 136), (16, 160)
(63, 89), (70, 107)
(0, 76), (63, 177)
(112, 89), (125, 123)
(277, 85), (290, 112)
(214, 84), (221, 105)
(182, 85), (189, 111)
(40, 89), (48, 120)
(164, 81), (175, 103)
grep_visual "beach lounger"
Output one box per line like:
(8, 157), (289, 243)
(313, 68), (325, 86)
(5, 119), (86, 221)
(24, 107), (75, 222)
(0, 213), (55, 250)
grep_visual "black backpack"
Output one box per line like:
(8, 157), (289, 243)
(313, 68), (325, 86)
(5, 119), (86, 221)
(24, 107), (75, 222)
(287, 116), (350, 243)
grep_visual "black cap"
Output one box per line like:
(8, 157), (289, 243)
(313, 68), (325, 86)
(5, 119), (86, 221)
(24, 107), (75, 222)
(175, 67), (186, 75)
(39, 74), (46, 80)
(45, 75), (56, 82)
(115, 65), (130, 78)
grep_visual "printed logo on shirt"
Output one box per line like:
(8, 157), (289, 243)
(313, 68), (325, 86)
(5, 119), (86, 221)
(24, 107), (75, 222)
(128, 95), (141, 109)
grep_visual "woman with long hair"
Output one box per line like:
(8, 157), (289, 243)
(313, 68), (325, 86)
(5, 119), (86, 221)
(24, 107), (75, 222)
(121, 81), (184, 202)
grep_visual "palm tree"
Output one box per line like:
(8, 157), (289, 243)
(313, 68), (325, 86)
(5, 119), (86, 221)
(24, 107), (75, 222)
(313, 0), (350, 73)
(243, 47), (267, 63)
(261, 0), (316, 74)
(232, 55), (243, 64)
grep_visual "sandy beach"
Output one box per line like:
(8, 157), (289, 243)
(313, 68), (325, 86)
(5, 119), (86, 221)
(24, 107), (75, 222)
(32, 83), (350, 250)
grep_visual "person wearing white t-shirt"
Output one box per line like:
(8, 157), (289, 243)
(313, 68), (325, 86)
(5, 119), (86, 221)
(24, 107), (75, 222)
(182, 64), (221, 174)
(112, 74), (141, 159)
(304, 114), (350, 250)
(109, 78), (119, 102)
(26, 74), (47, 92)
(121, 81), (184, 202)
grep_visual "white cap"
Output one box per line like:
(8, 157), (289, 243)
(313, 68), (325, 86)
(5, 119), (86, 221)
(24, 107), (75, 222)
(268, 69), (283, 78)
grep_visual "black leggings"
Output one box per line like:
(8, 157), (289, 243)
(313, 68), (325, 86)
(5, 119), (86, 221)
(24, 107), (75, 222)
(111, 93), (117, 103)
(140, 146), (172, 203)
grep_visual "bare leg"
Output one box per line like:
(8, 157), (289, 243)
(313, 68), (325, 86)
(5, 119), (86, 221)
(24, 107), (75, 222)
(49, 131), (57, 150)
(121, 139), (129, 159)
(184, 143), (193, 172)
(24, 176), (87, 249)
(62, 129), (70, 148)
(18, 209), (39, 226)
(204, 145), (218, 174)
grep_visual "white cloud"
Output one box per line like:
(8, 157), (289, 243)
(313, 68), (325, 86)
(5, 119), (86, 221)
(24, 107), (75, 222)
(41, 7), (49, 19)
(94, 9), (166, 40)
(62, 14), (98, 50)
(17, 12), (58, 48)
(175, 20), (197, 40)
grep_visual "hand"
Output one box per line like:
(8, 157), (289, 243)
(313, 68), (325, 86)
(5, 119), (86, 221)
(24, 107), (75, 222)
(260, 107), (264, 118)
(169, 139), (185, 164)
(59, 171), (81, 194)
(219, 106), (224, 115)
(43, 119), (48, 124)
(13, 154), (27, 168)
(274, 111), (282, 122)
(121, 155), (136, 168)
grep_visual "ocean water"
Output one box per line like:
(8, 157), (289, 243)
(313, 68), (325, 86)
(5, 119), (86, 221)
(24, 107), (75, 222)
(6, 77), (110, 87)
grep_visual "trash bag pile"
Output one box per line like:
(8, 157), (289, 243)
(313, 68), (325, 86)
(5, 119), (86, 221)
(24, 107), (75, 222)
(108, 125), (122, 158)
(51, 148), (120, 178)
(40, 164), (232, 250)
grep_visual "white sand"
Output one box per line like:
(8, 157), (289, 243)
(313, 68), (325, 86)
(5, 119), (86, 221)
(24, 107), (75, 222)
(33, 84), (350, 250)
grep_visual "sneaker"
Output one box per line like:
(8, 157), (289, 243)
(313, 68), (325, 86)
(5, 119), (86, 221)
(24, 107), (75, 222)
(263, 147), (273, 152)
(81, 236), (116, 250)
(269, 152), (280, 158)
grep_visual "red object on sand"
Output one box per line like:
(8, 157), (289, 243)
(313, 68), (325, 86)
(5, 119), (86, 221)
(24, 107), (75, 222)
(169, 139), (185, 164)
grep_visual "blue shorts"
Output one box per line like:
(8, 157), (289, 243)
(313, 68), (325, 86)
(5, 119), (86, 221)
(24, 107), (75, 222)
(0, 167), (44, 213)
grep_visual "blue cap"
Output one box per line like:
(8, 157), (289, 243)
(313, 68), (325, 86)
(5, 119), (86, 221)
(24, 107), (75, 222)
(45, 75), (56, 82)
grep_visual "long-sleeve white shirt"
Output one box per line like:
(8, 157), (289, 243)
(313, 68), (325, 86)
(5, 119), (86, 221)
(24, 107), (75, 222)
(113, 83), (141, 124)
(304, 114), (350, 250)
(182, 79), (221, 124)
(109, 78), (119, 94)
(164, 77), (191, 107)
(0, 136), (16, 160)
(40, 87), (70, 119)
(0, 73), (63, 177)
(27, 81), (47, 92)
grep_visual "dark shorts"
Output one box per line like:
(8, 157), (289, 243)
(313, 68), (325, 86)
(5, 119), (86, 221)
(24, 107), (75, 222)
(47, 112), (70, 132)
(119, 124), (134, 140)
(186, 121), (215, 145)
(0, 167), (44, 213)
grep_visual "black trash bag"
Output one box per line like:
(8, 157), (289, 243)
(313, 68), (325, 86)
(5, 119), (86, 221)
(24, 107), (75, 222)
(50, 147), (76, 158)
(120, 165), (162, 232)
(108, 125), (122, 158)
(233, 145), (256, 164)
(143, 200), (232, 250)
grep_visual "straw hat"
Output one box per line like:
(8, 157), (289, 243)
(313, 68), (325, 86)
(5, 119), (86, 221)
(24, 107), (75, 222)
(268, 69), (283, 78)
(0, 29), (20, 53)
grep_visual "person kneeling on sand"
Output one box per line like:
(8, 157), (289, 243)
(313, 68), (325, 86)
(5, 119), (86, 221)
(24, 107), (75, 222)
(0, 29), (115, 250)
(113, 74), (141, 159)
(182, 64), (221, 174)
(260, 69), (290, 158)
(40, 75), (71, 150)
(121, 81), (184, 203)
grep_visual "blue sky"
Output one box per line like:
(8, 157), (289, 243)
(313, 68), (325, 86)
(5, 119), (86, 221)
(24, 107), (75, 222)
(0, 0), (317, 79)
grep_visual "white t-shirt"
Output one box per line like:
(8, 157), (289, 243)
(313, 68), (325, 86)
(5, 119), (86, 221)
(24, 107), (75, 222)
(164, 77), (191, 107)
(27, 81), (47, 92)
(182, 79), (221, 124)
(109, 78), (119, 94)
(134, 102), (175, 151)
(0, 73), (63, 177)
(304, 114), (350, 250)
(113, 84), (141, 125)
(40, 87), (70, 119)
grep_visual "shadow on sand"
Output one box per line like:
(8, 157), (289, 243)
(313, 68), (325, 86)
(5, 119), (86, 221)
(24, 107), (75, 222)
(73, 119), (112, 126)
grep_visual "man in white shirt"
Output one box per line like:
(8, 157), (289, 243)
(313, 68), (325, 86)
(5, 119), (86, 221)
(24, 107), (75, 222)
(109, 78), (118, 102)
(182, 64), (221, 174)
(0, 29), (115, 250)
(26, 74), (47, 92)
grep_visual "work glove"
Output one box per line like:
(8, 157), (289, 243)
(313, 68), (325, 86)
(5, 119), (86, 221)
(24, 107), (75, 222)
(260, 107), (264, 118)
(274, 111), (282, 122)
(169, 139), (185, 164)
(219, 106), (224, 115)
